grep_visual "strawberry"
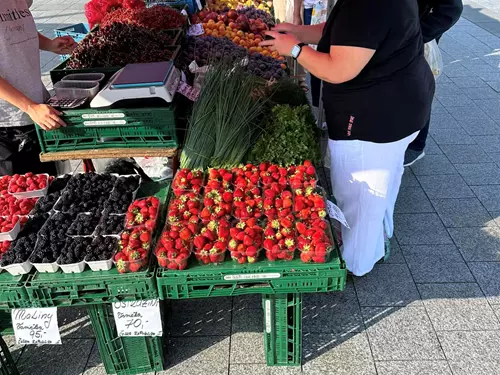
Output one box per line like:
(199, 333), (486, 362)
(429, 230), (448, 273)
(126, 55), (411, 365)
(233, 186), (262, 220)
(206, 168), (233, 189)
(126, 196), (160, 229)
(172, 169), (204, 197)
(200, 188), (232, 224)
(287, 162), (317, 190)
(297, 220), (333, 263)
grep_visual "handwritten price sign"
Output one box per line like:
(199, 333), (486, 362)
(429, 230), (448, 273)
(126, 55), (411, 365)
(112, 300), (162, 337)
(12, 308), (61, 345)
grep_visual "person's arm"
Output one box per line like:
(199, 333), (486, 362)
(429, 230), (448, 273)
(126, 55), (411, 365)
(274, 22), (325, 45)
(38, 33), (77, 54)
(0, 76), (65, 130)
(420, 0), (463, 43)
(293, 0), (303, 25)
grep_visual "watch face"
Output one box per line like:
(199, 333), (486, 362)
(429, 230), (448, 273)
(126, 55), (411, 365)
(291, 45), (301, 58)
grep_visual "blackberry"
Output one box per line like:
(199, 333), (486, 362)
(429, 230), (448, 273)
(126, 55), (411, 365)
(85, 236), (117, 262)
(114, 175), (140, 194)
(67, 214), (100, 236)
(47, 174), (71, 195)
(103, 191), (133, 214)
(94, 211), (125, 236)
(59, 237), (93, 264)
(0, 233), (37, 266)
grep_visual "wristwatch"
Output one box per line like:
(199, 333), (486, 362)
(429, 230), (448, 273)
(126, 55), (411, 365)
(291, 43), (307, 60)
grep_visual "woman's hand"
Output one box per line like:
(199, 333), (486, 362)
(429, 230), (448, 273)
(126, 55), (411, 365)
(48, 36), (77, 55)
(259, 31), (300, 57)
(27, 104), (66, 130)
(273, 23), (298, 34)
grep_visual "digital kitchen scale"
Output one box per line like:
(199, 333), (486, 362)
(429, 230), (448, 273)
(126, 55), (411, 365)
(90, 61), (181, 108)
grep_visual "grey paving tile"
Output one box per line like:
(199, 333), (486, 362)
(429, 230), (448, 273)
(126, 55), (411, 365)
(431, 100), (448, 114)
(58, 307), (94, 339)
(375, 361), (452, 375)
(417, 175), (475, 199)
(170, 297), (232, 313)
(440, 144), (494, 163)
(418, 283), (500, 331)
(401, 244), (464, 262)
(447, 105), (492, 122)
(230, 308), (265, 364)
(17, 339), (93, 375)
(438, 331), (500, 361)
(464, 86), (500, 99)
(431, 197), (495, 227)
(491, 211), (500, 227)
(401, 168), (420, 187)
(159, 361), (228, 375)
(166, 336), (230, 367)
(487, 80), (500, 92)
(474, 99), (500, 121)
(443, 64), (471, 78)
(437, 95), (476, 107)
(448, 361), (500, 375)
(302, 333), (376, 374)
(395, 187), (435, 214)
(83, 366), (107, 375)
(489, 152), (500, 166)
(472, 135), (500, 154)
(452, 76), (491, 88)
(233, 294), (261, 309)
(353, 264), (421, 307)
(429, 128), (476, 145)
(435, 83), (465, 97)
(448, 226), (500, 261)
(394, 213), (453, 245)
(460, 117), (500, 136)
(406, 258), (474, 283)
(423, 136), (443, 155)
(303, 282), (364, 334)
(455, 162), (500, 185)
(362, 306), (444, 361)
(230, 364), (302, 375)
(429, 113), (462, 130)
(410, 155), (457, 176)
(468, 262), (500, 305)
(471, 185), (500, 211)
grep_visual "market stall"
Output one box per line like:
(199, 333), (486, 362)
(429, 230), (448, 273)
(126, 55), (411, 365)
(0, 0), (347, 374)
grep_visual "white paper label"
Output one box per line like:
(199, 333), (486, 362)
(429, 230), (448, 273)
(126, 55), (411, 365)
(327, 200), (350, 228)
(83, 120), (127, 126)
(112, 300), (162, 337)
(12, 308), (61, 345)
(224, 273), (281, 281)
(82, 113), (125, 119)
(181, 9), (188, 16)
(187, 23), (204, 36)
(265, 299), (271, 333)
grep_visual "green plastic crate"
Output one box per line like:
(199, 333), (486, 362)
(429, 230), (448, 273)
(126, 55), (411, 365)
(0, 311), (12, 336)
(262, 294), (302, 366)
(0, 273), (30, 310)
(87, 304), (165, 375)
(35, 107), (178, 154)
(156, 241), (346, 300)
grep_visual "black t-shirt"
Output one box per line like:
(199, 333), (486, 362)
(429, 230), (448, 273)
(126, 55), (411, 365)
(316, 0), (436, 143)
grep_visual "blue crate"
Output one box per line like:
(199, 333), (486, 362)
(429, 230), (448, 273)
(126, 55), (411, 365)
(54, 23), (90, 61)
(146, 0), (200, 14)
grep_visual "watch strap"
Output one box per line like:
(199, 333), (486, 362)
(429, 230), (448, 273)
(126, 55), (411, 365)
(294, 43), (307, 59)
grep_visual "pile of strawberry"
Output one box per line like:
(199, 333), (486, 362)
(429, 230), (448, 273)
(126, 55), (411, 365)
(232, 164), (259, 189)
(297, 219), (333, 263)
(294, 187), (327, 221)
(167, 192), (201, 224)
(233, 186), (263, 220)
(172, 169), (203, 196)
(228, 218), (263, 263)
(0, 195), (37, 216)
(193, 219), (230, 264)
(9, 173), (48, 193)
(206, 168), (233, 190)
(259, 162), (288, 192)
(263, 189), (293, 219)
(200, 187), (233, 223)
(288, 161), (317, 190)
(155, 223), (194, 270)
(115, 227), (152, 273)
(263, 215), (296, 261)
(125, 196), (160, 230)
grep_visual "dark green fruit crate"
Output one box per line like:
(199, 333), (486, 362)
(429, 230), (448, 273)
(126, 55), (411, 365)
(87, 304), (165, 375)
(0, 273), (30, 310)
(35, 107), (178, 153)
(156, 247), (346, 300)
(0, 311), (12, 336)
(0, 336), (18, 375)
(262, 293), (302, 366)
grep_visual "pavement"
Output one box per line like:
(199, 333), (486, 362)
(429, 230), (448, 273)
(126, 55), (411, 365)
(5, 0), (500, 374)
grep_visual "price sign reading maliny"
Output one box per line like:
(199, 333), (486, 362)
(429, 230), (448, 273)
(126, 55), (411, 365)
(112, 300), (162, 337)
(12, 308), (61, 345)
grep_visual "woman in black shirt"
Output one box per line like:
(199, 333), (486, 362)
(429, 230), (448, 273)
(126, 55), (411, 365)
(261, 0), (435, 275)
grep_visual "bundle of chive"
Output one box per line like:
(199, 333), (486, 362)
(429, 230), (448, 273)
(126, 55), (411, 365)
(180, 61), (267, 170)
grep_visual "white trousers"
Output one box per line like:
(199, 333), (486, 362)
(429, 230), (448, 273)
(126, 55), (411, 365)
(329, 131), (419, 276)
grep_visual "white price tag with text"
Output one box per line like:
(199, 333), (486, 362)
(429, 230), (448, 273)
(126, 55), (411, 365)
(327, 200), (350, 228)
(188, 23), (204, 36)
(12, 308), (61, 345)
(112, 300), (162, 337)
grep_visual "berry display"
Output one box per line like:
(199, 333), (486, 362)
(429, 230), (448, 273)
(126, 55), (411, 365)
(293, 187), (327, 221)
(297, 219), (333, 263)
(0, 240), (11, 261)
(66, 173), (117, 194)
(59, 237), (93, 264)
(94, 211), (125, 236)
(100, 5), (186, 30)
(193, 219), (230, 264)
(167, 193), (201, 224)
(232, 164), (259, 188)
(33, 191), (62, 214)
(30, 235), (66, 264)
(0, 215), (19, 233)
(206, 168), (233, 189)
(125, 196), (160, 229)
(8, 173), (48, 193)
(288, 161), (317, 190)
(54, 190), (107, 215)
(259, 162), (288, 191)
(0, 176), (11, 195)
(156, 224), (192, 270)
(233, 185), (262, 220)
(200, 188), (233, 224)
(67, 23), (177, 69)
(262, 189), (293, 219)
(67, 214), (100, 236)
(38, 212), (74, 241)
(86, 236), (118, 262)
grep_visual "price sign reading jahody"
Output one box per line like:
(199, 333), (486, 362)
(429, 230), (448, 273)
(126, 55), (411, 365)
(112, 300), (163, 337)
(12, 308), (61, 345)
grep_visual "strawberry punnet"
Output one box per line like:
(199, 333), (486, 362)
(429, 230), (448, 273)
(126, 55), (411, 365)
(167, 192), (201, 224)
(263, 215), (297, 261)
(155, 223), (193, 270)
(172, 168), (204, 197)
(200, 187), (233, 224)
(233, 185), (263, 220)
(287, 160), (317, 190)
(125, 196), (160, 230)
(259, 162), (288, 192)
(115, 227), (151, 273)
(262, 188), (293, 219)
(229, 218), (263, 264)
(297, 219), (333, 263)
(293, 187), (327, 221)
(232, 164), (259, 189)
(193, 219), (230, 265)
(206, 168), (233, 190)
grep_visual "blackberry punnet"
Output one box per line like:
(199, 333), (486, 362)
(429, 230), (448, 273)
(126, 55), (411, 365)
(103, 191), (133, 214)
(30, 236), (66, 264)
(33, 191), (62, 214)
(47, 174), (71, 195)
(59, 237), (93, 264)
(94, 211), (125, 235)
(67, 214), (100, 236)
(114, 175), (140, 194)
(0, 233), (37, 266)
(86, 236), (117, 262)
